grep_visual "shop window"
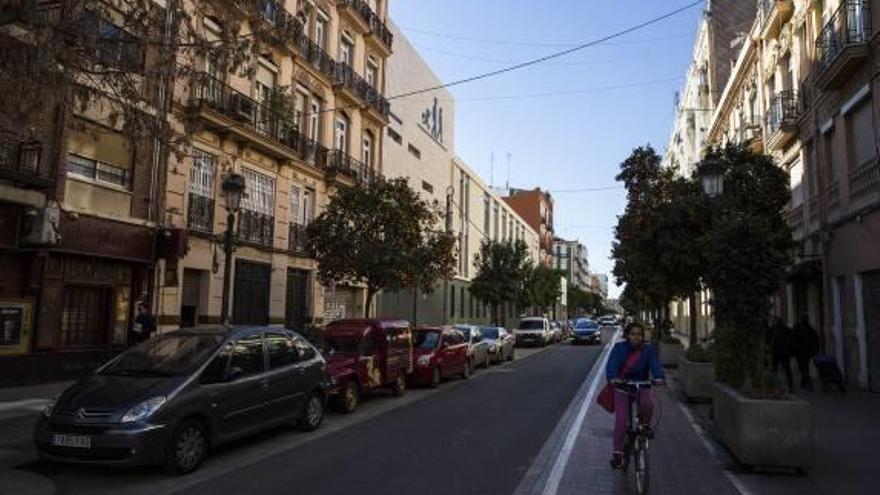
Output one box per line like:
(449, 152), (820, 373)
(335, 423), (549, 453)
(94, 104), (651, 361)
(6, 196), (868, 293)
(61, 286), (111, 348)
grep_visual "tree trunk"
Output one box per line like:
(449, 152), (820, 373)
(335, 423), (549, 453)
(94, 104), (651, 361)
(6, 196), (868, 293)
(491, 303), (500, 326)
(689, 292), (698, 347)
(364, 288), (375, 318)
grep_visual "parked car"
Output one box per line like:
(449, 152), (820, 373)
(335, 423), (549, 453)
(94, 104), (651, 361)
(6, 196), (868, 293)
(480, 326), (516, 364)
(34, 327), (328, 475)
(410, 327), (470, 386)
(322, 319), (412, 413)
(454, 324), (491, 369)
(515, 317), (551, 347)
(571, 318), (601, 345)
(548, 321), (563, 343)
(598, 315), (617, 327)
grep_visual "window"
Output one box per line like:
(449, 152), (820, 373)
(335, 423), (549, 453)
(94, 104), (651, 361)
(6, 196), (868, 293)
(260, 0), (279, 23)
(266, 332), (298, 369)
(201, 344), (231, 383)
(339, 35), (354, 66)
(255, 62), (277, 135)
(450, 286), (456, 318)
(493, 202), (500, 240)
(483, 195), (490, 238)
(388, 128), (402, 144)
(366, 57), (379, 88)
(293, 91), (307, 132)
(362, 132), (374, 167)
(61, 286), (111, 348)
(789, 159), (804, 207)
(309, 99), (322, 142)
(502, 211), (508, 240)
(188, 150), (215, 232)
(846, 99), (876, 170)
(315, 14), (328, 50)
(407, 143), (421, 159)
(240, 169), (276, 245)
(335, 114), (349, 152)
(67, 154), (131, 188)
(422, 181), (433, 193)
(82, 12), (144, 72)
(228, 335), (265, 378)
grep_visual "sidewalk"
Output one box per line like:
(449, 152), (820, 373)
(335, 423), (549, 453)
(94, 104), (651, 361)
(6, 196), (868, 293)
(556, 372), (742, 495)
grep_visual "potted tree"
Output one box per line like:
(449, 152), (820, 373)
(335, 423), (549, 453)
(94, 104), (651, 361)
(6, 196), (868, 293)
(678, 342), (715, 401)
(699, 145), (813, 471)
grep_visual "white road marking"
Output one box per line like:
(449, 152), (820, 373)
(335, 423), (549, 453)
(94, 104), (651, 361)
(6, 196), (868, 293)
(541, 331), (619, 495)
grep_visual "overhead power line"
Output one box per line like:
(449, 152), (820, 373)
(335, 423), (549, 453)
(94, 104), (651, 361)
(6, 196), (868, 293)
(400, 25), (693, 48)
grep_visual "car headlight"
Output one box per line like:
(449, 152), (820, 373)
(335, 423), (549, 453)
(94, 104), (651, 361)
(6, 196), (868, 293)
(417, 354), (432, 366)
(43, 394), (59, 418)
(121, 396), (166, 423)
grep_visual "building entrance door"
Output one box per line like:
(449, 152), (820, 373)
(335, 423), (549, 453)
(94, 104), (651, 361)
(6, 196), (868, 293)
(233, 260), (271, 325)
(862, 270), (880, 393)
(285, 269), (309, 331)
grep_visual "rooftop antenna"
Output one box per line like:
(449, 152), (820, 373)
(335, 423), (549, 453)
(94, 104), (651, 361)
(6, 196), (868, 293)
(505, 152), (512, 193)
(489, 150), (495, 188)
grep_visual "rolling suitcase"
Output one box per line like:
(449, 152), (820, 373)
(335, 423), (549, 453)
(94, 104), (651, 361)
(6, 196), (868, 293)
(813, 354), (846, 394)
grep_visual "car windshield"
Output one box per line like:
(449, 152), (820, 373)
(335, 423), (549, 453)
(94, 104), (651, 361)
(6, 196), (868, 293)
(480, 327), (499, 339)
(324, 337), (361, 355)
(455, 327), (472, 338)
(102, 333), (224, 377)
(413, 331), (440, 349)
(518, 320), (544, 330)
(575, 320), (598, 329)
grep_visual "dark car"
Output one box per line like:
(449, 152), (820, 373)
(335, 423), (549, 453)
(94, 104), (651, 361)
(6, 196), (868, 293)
(454, 325), (491, 370)
(480, 326), (515, 364)
(34, 327), (328, 475)
(410, 327), (470, 386)
(571, 319), (601, 345)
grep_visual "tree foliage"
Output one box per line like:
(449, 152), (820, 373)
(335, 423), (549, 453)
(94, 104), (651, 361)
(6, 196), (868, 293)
(470, 240), (532, 325)
(567, 284), (607, 317)
(306, 178), (457, 317)
(520, 265), (562, 315)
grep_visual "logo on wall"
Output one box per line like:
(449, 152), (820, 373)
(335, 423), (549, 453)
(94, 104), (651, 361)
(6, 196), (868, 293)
(421, 97), (444, 143)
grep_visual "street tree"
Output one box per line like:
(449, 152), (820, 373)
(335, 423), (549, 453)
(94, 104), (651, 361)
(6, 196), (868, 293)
(566, 284), (594, 316)
(470, 240), (532, 325)
(520, 265), (563, 316)
(306, 178), (457, 317)
(699, 144), (791, 391)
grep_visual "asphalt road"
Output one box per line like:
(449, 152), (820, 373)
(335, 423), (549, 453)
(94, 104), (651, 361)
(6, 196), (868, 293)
(4, 343), (603, 495)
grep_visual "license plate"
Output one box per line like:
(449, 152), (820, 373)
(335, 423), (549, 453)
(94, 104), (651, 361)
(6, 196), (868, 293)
(52, 434), (91, 449)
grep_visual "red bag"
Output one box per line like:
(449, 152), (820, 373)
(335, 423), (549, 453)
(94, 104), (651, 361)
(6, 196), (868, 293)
(597, 349), (642, 413)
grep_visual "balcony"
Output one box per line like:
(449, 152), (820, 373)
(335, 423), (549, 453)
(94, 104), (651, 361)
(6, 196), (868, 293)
(337, 0), (393, 54)
(786, 203), (805, 240)
(764, 91), (799, 150)
(0, 131), (51, 189)
(815, 0), (871, 90)
(808, 193), (820, 227)
(332, 63), (390, 120)
(238, 210), (274, 246)
(292, 26), (336, 81)
(827, 180), (842, 222)
(849, 158), (880, 207)
(759, 0), (794, 39)
(187, 193), (215, 234)
(327, 150), (380, 185)
(737, 122), (764, 153)
(288, 223), (311, 255)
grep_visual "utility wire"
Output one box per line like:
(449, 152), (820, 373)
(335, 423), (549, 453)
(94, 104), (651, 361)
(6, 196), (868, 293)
(400, 25), (693, 48)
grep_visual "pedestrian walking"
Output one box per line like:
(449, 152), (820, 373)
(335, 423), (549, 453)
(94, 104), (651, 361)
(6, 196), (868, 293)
(131, 300), (156, 345)
(768, 316), (794, 391)
(793, 315), (820, 391)
(599, 322), (665, 469)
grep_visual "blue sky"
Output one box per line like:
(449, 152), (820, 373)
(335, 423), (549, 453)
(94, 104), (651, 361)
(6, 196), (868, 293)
(389, 1), (703, 298)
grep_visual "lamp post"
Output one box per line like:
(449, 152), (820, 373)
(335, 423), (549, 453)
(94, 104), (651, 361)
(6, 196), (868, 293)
(220, 172), (246, 326)
(694, 159), (725, 345)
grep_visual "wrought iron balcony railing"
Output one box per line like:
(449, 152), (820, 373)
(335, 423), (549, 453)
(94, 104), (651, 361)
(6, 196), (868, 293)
(333, 63), (390, 117)
(765, 90), (799, 135)
(288, 223), (311, 255)
(187, 193), (215, 233)
(238, 210), (275, 246)
(816, 0), (871, 71)
(328, 150), (379, 184)
(338, 0), (393, 50)
(292, 25), (336, 79)
(849, 158), (880, 202)
(0, 131), (48, 188)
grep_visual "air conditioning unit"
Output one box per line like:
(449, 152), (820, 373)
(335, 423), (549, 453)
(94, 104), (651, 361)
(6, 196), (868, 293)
(230, 94), (256, 122)
(20, 206), (61, 246)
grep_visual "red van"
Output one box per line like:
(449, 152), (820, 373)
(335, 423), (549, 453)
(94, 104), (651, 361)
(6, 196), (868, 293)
(322, 319), (413, 413)
(410, 327), (470, 387)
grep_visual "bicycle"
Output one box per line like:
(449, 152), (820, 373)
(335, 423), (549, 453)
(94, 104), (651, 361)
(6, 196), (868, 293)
(617, 380), (659, 494)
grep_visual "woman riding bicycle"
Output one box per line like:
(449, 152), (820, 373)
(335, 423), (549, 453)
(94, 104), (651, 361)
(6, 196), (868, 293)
(605, 322), (665, 469)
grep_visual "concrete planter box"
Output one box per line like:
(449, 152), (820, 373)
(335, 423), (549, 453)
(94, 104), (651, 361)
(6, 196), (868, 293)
(677, 357), (715, 401)
(713, 383), (814, 469)
(658, 342), (683, 367)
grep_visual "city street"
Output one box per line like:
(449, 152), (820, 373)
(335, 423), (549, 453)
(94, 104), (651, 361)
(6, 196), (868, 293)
(1, 345), (603, 495)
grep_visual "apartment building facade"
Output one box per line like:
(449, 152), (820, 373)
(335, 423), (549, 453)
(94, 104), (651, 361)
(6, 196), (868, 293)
(676, 0), (880, 390)
(503, 188), (555, 267)
(553, 238), (590, 292)
(378, 23), (540, 327)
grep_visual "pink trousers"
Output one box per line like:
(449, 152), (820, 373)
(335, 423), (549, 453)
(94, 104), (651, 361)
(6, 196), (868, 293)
(612, 387), (655, 452)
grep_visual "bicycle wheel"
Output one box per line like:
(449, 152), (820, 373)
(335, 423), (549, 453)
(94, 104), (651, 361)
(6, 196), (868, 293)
(632, 436), (650, 494)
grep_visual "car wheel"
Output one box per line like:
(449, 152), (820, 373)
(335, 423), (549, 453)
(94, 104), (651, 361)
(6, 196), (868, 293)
(484, 352), (491, 368)
(391, 373), (406, 397)
(462, 360), (472, 379)
(299, 393), (324, 431)
(165, 419), (208, 475)
(430, 367), (441, 388)
(508, 347), (516, 361)
(339, 381), (360, 414)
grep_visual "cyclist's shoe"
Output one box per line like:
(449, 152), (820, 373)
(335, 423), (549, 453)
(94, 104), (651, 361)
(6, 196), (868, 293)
(610, 452), (625, 469)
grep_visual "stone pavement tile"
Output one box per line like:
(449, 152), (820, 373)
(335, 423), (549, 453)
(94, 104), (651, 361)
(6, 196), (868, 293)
(557, 386), (741, 495)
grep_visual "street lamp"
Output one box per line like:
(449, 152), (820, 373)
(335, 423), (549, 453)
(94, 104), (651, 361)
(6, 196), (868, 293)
(698, 160), (725, 199)
(220, 172), (246, 325)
